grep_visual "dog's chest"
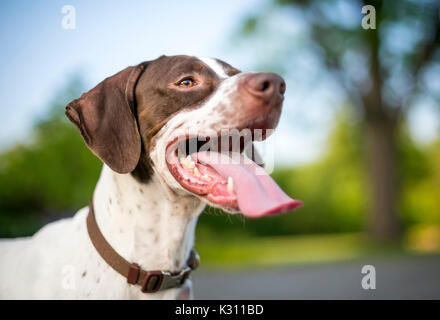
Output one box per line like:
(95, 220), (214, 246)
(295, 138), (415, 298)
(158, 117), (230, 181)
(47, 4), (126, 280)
(93, 166), (203, 270)
(0, 165), (203, 299)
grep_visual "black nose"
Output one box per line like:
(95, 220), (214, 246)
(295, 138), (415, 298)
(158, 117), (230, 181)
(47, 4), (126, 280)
(243, 73), (286, 100)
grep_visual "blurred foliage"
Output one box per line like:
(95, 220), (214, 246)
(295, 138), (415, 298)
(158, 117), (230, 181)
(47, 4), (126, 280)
(0, 77), (102, 237)
(236, 0), (440, 240)
(0, 78), (439, 240)
(199, 111), (366, 236)
(200, 110), (440, 239)
(399, 135), (440, 227)
(196, 232), (405, 269)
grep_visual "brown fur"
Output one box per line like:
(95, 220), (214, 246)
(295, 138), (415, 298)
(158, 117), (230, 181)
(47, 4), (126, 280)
(65, 55), (274, 183)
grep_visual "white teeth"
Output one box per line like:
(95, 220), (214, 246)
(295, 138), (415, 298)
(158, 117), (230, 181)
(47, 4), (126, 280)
(187, 162), (195, 170)
(193, 167), (201, 177)
(180, 155), (196, 170)
(201, 174), (211, 181)
(186, 155), (195, 169)
(227, 176), (234, 193)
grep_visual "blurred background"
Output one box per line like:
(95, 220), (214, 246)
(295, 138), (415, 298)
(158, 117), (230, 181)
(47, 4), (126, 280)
(1, 0), (439, 299)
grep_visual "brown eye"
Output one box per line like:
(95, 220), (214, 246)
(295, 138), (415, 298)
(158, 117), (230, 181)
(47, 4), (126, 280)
(178, 78), (195, 87)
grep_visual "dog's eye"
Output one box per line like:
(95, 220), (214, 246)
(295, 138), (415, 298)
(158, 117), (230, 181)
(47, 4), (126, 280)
(177, 78), (195, 88)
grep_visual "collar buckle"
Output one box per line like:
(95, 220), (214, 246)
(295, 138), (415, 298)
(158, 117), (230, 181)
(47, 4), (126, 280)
(141, 271), (164, 293)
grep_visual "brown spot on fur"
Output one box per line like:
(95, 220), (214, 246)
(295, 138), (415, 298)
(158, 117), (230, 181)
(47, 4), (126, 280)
(136, 204), (141, 210)
(82, 271), (87, 278)
(139, 188), (144, 194)
(109, 198), (112, 205)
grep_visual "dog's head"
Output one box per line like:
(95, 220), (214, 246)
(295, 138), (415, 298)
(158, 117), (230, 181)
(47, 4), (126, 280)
(66, 55), (301, 218)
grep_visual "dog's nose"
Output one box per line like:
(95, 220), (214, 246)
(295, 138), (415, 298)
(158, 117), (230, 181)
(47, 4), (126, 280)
(243, 73), (286, 100)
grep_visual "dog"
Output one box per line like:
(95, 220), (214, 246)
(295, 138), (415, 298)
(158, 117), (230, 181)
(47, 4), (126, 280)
(0, 55), (301, 299)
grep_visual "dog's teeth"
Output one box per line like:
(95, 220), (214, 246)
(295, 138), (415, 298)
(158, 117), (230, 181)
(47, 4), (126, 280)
(227, 176), (234, 193)
(185, 155), (196, 169)
(193, 167), (201, 177)
(180, 156), (189, 168)
(201, 174), (211, 181)
(187, 162), (195, 169)
(180, 155), (196, 170)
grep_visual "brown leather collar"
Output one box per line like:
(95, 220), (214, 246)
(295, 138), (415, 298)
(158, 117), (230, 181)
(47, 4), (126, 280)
(87, 201), (199, 293)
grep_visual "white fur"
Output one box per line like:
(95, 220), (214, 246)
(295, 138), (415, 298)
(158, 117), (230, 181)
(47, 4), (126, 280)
(200, 57), (229, 78)
(0, 166), (203, 299)
(150, 72), (250, 199)
(0, 58), (247, 299)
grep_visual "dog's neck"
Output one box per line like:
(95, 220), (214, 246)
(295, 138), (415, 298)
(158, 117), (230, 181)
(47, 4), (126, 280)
(92, 165), (204, 272)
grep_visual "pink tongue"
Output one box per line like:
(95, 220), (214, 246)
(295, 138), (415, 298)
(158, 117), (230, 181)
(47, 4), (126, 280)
(193, 151), (302, 218)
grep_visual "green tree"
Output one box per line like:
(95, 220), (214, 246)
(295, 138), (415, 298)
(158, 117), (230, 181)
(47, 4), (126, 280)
(240, 0), (440, 239)
(0, 76), (102, 237)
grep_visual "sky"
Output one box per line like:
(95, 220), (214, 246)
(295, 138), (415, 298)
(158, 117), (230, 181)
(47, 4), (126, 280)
(0, 0), (438, 167)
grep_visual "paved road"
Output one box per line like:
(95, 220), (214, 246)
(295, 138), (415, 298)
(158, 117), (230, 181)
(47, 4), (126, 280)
(193, 254), (440, 299)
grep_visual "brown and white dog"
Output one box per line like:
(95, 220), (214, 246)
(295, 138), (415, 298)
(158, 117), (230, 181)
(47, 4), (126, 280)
(0, 55), (301, 299)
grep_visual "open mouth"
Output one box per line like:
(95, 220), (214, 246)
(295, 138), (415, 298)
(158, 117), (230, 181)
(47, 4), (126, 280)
(165, 127), (302, 218)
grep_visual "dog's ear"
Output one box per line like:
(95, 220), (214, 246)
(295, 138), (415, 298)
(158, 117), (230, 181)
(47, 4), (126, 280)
(66, 63), (147, 173)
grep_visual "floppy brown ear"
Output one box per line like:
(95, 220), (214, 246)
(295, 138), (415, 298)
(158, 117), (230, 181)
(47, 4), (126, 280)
(66, 63), (147, 173)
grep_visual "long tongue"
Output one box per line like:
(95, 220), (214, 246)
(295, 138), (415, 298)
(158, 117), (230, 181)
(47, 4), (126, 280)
(193, 151), (302, 218)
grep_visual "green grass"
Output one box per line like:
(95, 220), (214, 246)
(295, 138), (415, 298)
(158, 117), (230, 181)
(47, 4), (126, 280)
(195, 232), (417, 270)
